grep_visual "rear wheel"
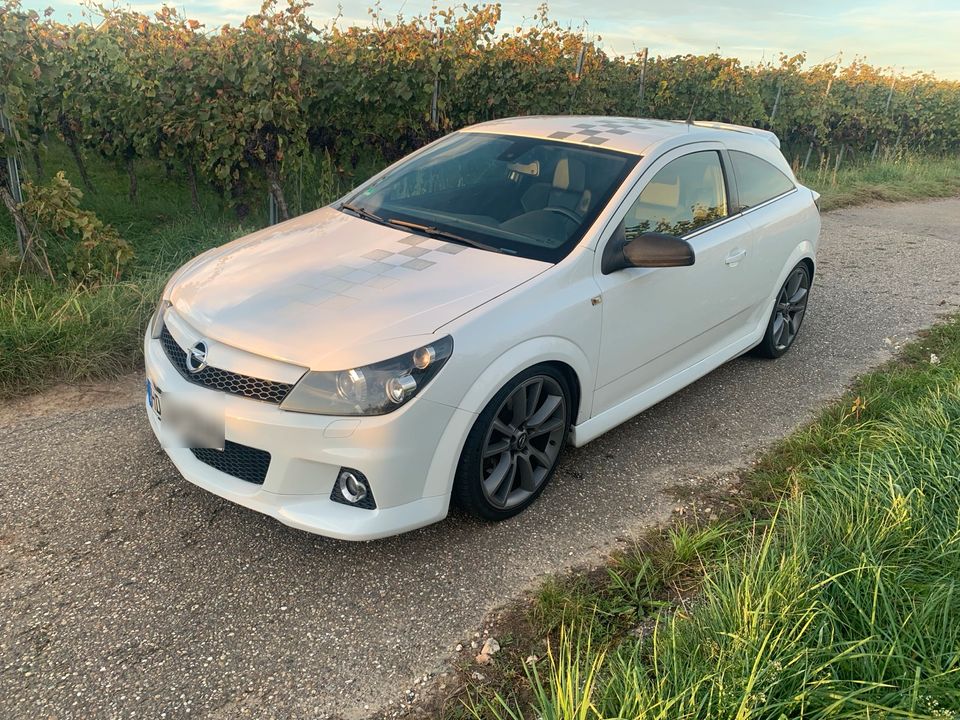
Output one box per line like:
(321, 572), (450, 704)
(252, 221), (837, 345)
(453, 365), (571, 520)
(754, 263), (811, 358)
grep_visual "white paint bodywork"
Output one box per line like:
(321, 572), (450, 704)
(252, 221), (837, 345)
(144, 116), (820, 540)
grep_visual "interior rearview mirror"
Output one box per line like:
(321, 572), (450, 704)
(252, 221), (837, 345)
(601, 223), (695, 274)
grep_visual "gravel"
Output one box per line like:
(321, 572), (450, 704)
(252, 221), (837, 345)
(2, 198), (959, 719)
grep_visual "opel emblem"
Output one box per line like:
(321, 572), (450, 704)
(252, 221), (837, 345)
(185, 340), (209, 374)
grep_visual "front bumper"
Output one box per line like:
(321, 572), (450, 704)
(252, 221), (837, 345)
(144, 331), (474, 541)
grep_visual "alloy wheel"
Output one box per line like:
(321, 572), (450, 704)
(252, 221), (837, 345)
(479, 375), (567, 510)
(772, 266), (810, 351)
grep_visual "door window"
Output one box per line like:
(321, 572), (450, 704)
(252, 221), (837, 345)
(729, 150), (795, 210)
(624, 151), (728, 239)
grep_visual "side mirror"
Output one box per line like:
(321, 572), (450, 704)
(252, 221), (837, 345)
(601, 223), (695, 274)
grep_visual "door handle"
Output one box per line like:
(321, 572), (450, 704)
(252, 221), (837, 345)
(724, 248), (747, 266)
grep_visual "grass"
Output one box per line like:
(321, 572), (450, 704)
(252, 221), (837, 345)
(459, 319), (960, 719)
(797, 152), (960, 211)
(0, 143), (373, 396)
(1, 146), (958, 398)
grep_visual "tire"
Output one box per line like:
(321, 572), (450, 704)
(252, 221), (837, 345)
(753, 262), (811, 359)
(453, 364), (572, 521)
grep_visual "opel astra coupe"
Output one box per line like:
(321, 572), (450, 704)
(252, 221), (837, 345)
(144, 116), (820, 540)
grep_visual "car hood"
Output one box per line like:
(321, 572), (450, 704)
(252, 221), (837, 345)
(169, 208), (549, 368)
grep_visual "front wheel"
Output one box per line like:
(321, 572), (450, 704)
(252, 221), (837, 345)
(754, 263), (811, 359)
(453, 365), (571, 521)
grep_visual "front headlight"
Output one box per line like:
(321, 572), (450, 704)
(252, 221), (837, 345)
(280, 336), (454, 416)
(149, 298), (171, 339)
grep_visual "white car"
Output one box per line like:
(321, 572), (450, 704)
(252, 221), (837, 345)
(144, 116), (820, 540)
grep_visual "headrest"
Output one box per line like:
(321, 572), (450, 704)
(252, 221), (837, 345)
(552, 157), (586, 193)
(640, 180), (679, 208)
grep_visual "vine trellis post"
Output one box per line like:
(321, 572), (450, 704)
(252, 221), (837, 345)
(0, 104), (27, 257)
(638, 47), (648, 110)
(872, 73), (897, 160)
(803, 74), (835, 170)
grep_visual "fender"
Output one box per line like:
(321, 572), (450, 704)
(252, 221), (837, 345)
(455, 335), (594, 422)
(419, 335), (594, 499)
(739, 240), (817, 356)
(766, 240), (817, 311)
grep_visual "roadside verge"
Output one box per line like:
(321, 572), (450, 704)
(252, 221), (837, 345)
(425, 317), (960, 719)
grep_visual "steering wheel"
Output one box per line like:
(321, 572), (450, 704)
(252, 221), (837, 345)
(543, 206), (582, 224)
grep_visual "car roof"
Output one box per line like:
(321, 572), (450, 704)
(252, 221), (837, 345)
(463, 115), (781, 157)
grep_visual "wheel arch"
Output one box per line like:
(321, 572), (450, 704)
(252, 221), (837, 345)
(767, 242), (816, 304)
(541, 360), (582, 428)
(452, 336), (593, 425)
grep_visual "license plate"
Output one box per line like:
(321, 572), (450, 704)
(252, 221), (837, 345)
(146, 378), (163, 418)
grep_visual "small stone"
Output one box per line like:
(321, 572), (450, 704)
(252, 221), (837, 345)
(471, 671), (485, 681)
(475, 652), (491, 665)
(455, 644), (462, 652)
(470, 640), (477, 649)
(525, 655), (538, 665)
(480, 637), (500, 656)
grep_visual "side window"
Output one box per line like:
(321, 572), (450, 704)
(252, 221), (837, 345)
(729, 150), (795, 210)
(624, 151), (728, 239)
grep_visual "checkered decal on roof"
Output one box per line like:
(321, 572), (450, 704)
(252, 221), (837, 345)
(281, 234), (466, 310)
(546, 119), (659, 146)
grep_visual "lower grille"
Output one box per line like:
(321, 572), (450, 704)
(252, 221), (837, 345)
(191, 441), (271, 485)
(160, 325), (295, 404)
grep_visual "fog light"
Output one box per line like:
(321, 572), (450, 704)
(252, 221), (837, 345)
(337, 469), (368, 503)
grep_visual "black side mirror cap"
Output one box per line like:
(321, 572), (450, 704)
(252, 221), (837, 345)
(601, 224), (696, 274)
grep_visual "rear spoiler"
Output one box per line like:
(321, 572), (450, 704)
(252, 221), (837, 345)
(691, 121), (781, 149)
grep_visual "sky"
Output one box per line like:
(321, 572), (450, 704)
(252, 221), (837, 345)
(35, 0), (960, 80)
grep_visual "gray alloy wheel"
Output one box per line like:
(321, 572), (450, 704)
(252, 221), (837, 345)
(755, 262), (811, 358)
(772, 265), (810, 351)
(479, 375), (567, 511)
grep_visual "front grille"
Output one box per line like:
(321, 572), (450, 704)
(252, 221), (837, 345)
(160, 325), (295, 404)
(191, 441), (271, 484)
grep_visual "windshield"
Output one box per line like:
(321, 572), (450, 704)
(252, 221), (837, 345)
(342, 132), (638, 263)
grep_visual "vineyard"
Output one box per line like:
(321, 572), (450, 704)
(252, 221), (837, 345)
(3, 0), (960, 228)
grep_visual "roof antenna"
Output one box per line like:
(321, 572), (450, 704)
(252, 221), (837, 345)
(686, 90), (700, 124)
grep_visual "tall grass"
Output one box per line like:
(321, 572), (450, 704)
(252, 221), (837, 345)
(0, 274), (161, 394)
(798, 152), (960, 211)
(0, 144), (370, 397)
(470, 321), (960, 719)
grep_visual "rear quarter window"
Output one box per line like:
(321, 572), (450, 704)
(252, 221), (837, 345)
(730, 150), (795, 210)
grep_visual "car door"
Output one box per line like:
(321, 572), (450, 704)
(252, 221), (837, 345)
(591, 143), (758, 416)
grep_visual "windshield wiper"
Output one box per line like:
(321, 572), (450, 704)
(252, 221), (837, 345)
(385, 219), (511, 254)
(340, 202), (387, 225)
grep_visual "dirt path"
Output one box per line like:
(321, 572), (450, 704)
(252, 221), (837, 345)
(2, 198), (959, 719)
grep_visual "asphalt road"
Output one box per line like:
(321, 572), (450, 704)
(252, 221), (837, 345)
(2, 198), (959, 719)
